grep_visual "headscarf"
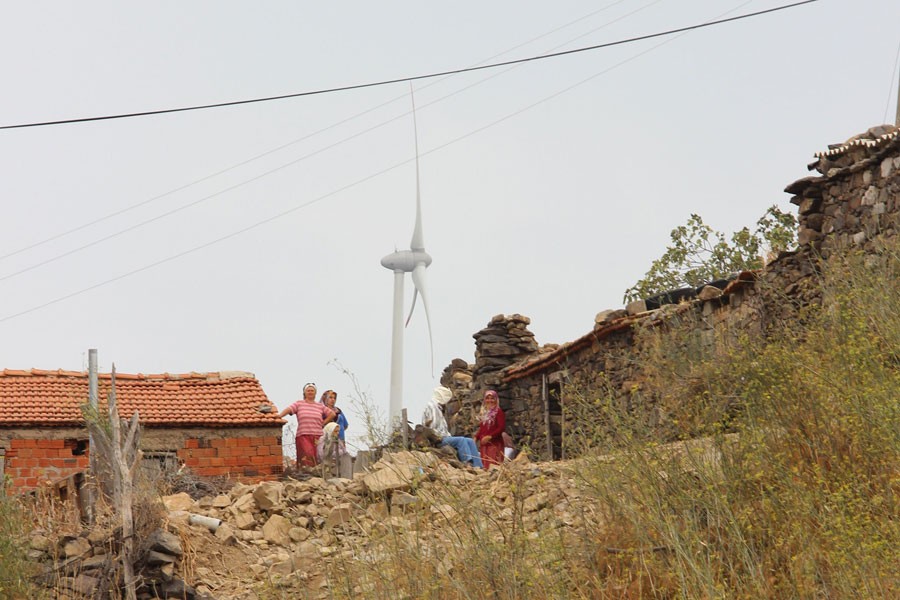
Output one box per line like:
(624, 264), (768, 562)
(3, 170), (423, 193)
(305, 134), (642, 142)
(480, 390), (500, 426)
(432, 386), (452, 405)
(320, 421), (340, 457)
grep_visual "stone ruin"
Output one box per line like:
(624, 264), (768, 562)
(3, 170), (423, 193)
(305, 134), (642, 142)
(439, 124), (900, 459)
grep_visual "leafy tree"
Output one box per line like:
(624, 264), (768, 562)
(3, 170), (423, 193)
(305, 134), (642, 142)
(623, 205), (796, 303)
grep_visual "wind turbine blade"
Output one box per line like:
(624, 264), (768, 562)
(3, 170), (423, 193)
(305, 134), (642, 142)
(409, 85), (425, 252)
(411, 262), (434, 375)
(404, 285), (418, 327)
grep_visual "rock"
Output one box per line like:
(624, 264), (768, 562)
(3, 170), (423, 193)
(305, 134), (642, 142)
(160, 562), (175, 579)
(215, 523), (236, 545)
(253, 481), (283, 511)
(162, 492), (194, 512)
(146, 550), (176, 567)
(61, 536), (91, 558)
(69, 574), (100, 596)
(697, 285), (723, 301)
(391, 491), (419, 507)
(263, 551), (295, 576)
(29, 534), (52, 552)
(625, 299), (647, 315)
(82, 555), (109, 570)
(148, 529), (183, 557)
(289, 527), (311, 542)
(262, 514), (293, 547)
(152, 578), (196, 600)
(232, 492), (257, 513)
(595, 309), (626, 326)
(234, 510), (256, 530)
(363, 465), (414, 494)
(212, 494), (232, 508)
(325, 504), (353, 529)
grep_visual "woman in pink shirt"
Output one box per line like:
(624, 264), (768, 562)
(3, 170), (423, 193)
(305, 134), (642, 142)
(278, 383), (335, 467)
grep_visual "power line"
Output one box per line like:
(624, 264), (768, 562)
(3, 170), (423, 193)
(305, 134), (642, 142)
(0, 0), (669, 281)
(0, 0), (756, 324)
(0, 0), (820, 132)
(0, 0), (647, 263)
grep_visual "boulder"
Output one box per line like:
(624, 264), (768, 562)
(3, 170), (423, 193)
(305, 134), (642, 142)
(253, 481), (283, 511)
(147, 529), (183, 557)
(325, 504), (353, 529)
(261, 514), (293, 547)
(162, 492), (194, 512)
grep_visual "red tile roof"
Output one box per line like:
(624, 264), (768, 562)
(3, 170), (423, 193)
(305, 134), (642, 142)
(0, 369), (284, 428)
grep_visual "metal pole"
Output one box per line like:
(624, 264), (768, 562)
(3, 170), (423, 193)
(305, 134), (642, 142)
(88, 349), (98, 408)
(87, 349), (98, 524)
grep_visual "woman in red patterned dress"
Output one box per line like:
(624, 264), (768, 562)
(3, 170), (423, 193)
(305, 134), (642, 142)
(475, 390), (505, 469)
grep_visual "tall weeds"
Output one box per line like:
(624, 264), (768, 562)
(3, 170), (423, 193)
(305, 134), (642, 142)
(567, 239), (900, 598)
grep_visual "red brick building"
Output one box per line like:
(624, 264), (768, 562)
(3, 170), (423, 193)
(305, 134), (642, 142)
(0, 369), (285, 493)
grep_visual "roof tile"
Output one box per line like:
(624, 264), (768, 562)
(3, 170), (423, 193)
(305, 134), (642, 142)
(0, 369), (285, 428)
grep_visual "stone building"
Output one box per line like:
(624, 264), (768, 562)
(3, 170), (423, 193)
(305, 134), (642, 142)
(441, 125), (900, 460)
(0, 369), (285, 493)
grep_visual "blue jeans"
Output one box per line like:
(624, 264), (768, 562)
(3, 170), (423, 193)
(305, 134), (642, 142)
(441, 436), (484, 468)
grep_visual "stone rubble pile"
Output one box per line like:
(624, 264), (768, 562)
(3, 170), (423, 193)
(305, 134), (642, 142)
(28, 523), (200, 600)
(150, 450), (587, 599)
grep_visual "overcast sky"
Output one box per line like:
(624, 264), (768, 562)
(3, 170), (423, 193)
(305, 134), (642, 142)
(1, 1), (898, 452)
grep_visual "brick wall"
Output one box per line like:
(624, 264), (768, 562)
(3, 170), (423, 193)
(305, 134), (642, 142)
(4, 438), (90, 492)
(176, 434), (283, 480)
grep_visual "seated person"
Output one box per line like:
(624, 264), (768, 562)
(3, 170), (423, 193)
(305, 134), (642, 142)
(422, 386), (483, 469)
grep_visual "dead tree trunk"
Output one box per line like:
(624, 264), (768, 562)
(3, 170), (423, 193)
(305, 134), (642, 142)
(85, 364), (142, 600)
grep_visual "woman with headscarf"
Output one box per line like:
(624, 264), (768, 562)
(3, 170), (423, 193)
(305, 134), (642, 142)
(320, 389), (349, 454)
(277, 383), (335, 467)
(317, 421), (345, 462)
(475, 389), (506, 469)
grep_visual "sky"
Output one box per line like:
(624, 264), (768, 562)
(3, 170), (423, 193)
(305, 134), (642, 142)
(1, 1), (898, 453)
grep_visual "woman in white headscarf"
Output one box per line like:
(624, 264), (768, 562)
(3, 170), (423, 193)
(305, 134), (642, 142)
(317, 421), (345, 464)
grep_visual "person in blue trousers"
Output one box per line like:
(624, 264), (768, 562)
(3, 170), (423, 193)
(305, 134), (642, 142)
(421, 386), (483, 469)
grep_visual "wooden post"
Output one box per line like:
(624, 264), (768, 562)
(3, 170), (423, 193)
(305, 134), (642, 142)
(401, 408), (409, 449)
(560, 383), (566, 460)
(542, 374), (552, 460)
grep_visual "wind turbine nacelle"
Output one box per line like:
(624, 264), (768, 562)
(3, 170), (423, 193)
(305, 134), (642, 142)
(381, 250), (432, 273)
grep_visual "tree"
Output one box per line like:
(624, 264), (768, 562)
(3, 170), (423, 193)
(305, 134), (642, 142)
(623, 205), (796, 303)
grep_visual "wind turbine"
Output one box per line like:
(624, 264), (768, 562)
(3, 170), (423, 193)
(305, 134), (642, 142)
(380, 91), (433, 423)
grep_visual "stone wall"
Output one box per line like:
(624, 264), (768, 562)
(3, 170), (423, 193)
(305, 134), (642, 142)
(440, 124), (900, 461)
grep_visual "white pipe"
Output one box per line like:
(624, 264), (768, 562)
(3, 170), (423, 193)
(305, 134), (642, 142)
(188, 513), (221, 533)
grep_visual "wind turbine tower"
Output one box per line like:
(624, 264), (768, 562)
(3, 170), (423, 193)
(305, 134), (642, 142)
(380, 94), (433, 423)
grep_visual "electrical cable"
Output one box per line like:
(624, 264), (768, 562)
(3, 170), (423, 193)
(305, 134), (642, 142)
(0, 0), (644, 263)
(0, 0), (667, 282)
(0, 0), (759, 324)
(0, 0), (820, 131)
